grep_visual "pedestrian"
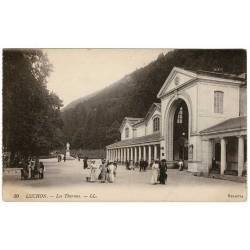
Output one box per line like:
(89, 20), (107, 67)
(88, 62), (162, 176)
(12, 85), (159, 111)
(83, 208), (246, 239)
(151, 160), (160, 185)
(125, 160), (130, 170)
(63, 155), (66, 162)
(178, 159), (184, 171)
(89, 161), (97, 182)
(99, 159), (108, 183)
(83, 157), (88, 169)
(113, 161), (118, 176)
(28, 159), (32, 179)
(30, 159), (36, 179)
(34, 158), (40, 179)
(39, 162), (45, 179)
(159, 159), (168, 184)
(139, 159), (144, 171)
(144, 160), (148, 171)
(107, 162), (115, 183)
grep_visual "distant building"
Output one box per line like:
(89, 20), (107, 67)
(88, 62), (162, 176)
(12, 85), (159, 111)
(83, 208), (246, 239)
(106, 67), (247, 177)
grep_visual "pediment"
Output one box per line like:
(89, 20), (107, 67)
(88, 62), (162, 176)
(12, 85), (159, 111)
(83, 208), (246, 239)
(157, 67), (197, 98)
(144, 103), (161, 124)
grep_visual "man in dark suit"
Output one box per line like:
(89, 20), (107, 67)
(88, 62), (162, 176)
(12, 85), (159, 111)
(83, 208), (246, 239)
(139, 159), (144, 172)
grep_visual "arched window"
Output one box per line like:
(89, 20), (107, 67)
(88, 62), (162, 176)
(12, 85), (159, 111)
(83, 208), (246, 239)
(153, 117), (160, 132)
(177, 107), (183, 124)
(125, 127), (129, 138)
(214, 91), (224, 113)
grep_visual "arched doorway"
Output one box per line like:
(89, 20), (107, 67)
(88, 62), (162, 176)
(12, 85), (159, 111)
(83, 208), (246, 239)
(173, 100), (189, 166)
(165, 96), (190, 166)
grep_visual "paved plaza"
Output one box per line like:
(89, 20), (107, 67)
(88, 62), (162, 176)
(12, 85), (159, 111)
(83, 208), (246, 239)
(3, 158), (247, 202)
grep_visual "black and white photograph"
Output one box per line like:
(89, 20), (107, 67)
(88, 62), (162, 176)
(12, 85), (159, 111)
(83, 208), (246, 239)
(2, 48), (247, 201)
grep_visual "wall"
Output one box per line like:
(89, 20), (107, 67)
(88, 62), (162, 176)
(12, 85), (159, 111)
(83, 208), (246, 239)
(239, 86), (247, 116)
(145, 109), (161, 135)
(134, 123), (146, 138)
(197, 81), (240, 132)
(121, 123), (133, 140)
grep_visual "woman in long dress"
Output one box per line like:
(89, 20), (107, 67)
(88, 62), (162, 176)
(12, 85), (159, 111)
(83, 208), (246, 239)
(99, 160), (108, 183)
(107, 162), (115, 183)
(151, 160), (159, 185)
(89, 161), (97, 182)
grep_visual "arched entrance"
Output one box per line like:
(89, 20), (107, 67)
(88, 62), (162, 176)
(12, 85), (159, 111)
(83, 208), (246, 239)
(173, 100), (189, 166)
(165, 96), (191, 166)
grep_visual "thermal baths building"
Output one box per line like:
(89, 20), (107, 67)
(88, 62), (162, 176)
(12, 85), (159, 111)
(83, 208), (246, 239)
(106, 67), (247, 177)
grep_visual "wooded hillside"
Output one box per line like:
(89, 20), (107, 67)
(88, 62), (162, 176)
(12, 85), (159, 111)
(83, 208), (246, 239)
(62, 49), (246, 150)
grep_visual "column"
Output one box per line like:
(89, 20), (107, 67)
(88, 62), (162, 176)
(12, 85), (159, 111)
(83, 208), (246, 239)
(238, 136), (244, 177)
(130, 147), (133, 163)
(138, 146), (141, 161)
(201, 139), (212, 175)
(134, 147), (138, 163)
(154, 145), (157, 160)
(143, 146), (146, 161)
(120, 148), (123, 163)
(118, 148), (121, 162)
(148, 145), (152, 164)
(127, 147), (130, 161)
(123, 148), (126, 163)
(220, 138), (226, 175)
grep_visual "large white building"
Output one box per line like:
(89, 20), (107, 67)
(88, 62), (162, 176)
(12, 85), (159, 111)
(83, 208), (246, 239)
(106, 67), (247, 177)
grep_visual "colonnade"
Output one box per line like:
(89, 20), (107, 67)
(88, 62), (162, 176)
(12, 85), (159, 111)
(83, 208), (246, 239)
(106, 144), (160, 164)
(220, 135), (245, 176)
(203, 135), (246, 177)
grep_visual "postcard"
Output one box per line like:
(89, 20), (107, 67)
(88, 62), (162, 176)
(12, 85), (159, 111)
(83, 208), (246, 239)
(2, 49), (247, 201)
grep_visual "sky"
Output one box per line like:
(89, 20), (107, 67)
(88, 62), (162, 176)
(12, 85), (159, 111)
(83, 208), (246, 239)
(44, 49), (170, 107)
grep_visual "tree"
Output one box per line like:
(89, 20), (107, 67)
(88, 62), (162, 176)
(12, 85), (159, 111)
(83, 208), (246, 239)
(3, 49), (64, 161)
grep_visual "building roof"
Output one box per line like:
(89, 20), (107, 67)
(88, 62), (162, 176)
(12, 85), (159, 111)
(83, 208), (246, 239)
(133, 103), (161, 127)
(200, 116), (247, 135)
(119, 117), (143, 132)
(106, 132), (162, 148)
(157, 67), (245, 98)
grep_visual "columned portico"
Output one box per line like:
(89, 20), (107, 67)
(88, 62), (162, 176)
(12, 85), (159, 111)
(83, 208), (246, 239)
(200, 118), (247, 178)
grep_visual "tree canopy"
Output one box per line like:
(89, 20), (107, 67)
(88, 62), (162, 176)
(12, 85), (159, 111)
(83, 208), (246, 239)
(3, 49), (64, 160)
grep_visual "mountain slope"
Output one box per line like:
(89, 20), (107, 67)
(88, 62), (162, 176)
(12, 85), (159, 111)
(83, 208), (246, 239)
(61, 49), (246, 150)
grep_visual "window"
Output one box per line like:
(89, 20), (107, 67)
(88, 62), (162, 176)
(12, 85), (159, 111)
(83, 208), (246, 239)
(214, 91), (224, 113)
(125, 127), (129, 138)
(177, 107), (183, 124)
(153, 117), (160, 132)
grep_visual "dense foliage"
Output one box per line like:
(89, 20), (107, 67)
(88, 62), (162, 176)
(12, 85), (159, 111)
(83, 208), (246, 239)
(3, 49), (64, 161)
(62, 49), (246, 150)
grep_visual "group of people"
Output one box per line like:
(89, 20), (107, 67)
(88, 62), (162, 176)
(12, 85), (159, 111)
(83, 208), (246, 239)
(139, 159), (149, 171)
(151, 159), (168, 185)
(20, 158), (45, 180)
(57, 154), (66, 162)
(86, 159), (117, 183)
